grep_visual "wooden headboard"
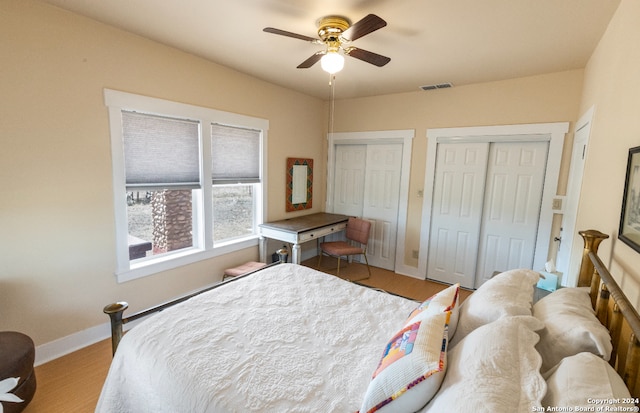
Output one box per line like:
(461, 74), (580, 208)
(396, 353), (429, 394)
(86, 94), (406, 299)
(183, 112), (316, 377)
(578, 229), (640, 399)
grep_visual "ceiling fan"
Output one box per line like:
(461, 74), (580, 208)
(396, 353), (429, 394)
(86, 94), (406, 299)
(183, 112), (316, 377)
(263, 14), (391, 74)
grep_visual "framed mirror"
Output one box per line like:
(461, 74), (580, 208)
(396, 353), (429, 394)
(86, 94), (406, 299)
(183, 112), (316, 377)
(286, 158), (313, 211)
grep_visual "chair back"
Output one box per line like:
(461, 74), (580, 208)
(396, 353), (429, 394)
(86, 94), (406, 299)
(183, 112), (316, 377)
(346, 217), (371, 245)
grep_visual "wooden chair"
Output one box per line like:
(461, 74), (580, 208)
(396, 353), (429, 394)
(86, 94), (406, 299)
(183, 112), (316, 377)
(317, 217), (372, 280)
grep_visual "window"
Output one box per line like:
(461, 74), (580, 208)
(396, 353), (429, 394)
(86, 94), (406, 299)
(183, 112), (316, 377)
(211, 124), (261, 244)
(105, 89), (268, 282)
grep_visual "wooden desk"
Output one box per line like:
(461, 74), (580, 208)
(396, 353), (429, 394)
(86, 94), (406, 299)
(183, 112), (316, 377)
(259, 213), (350, 264)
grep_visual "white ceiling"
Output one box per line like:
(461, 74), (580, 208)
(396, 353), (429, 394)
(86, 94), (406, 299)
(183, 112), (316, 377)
(39, 0), (620, 100)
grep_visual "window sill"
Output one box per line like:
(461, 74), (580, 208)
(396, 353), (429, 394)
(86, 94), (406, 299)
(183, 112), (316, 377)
(115, 236), (260, 283)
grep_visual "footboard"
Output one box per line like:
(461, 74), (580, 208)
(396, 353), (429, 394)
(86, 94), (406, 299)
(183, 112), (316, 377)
(578, 230), (640, 399)
(103, 261), (280, 355)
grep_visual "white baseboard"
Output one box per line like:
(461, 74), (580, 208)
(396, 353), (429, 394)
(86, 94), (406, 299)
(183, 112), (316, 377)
(35, 315), (153, 366)
(35, 322), (111, 366)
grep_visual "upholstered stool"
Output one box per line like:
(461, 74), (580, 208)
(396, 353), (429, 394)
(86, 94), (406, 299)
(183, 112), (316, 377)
(223, 261), (266, 280)
(0, 332), (36, 413)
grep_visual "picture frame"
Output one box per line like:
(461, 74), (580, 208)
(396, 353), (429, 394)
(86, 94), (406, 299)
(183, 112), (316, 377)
(286, 158), (313, 212)
(618, 146), (640, 253)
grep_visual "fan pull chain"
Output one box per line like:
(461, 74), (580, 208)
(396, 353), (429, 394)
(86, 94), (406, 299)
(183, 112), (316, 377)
(328, 74), (336, 135)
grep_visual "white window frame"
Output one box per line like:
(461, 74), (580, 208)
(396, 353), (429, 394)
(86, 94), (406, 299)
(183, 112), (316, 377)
(105, 89), (268, 283)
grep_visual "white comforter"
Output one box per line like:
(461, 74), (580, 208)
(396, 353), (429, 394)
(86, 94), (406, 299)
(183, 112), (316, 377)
(96, 264), (418, 413)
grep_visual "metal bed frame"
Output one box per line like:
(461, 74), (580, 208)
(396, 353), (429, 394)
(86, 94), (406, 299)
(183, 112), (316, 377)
(577, 230), (640, 398)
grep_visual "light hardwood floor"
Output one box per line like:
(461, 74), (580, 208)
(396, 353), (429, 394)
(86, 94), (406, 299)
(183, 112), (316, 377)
(23, 339), (112, 413)
(313, 257), (472, 302)
(22, 261), (469, 413)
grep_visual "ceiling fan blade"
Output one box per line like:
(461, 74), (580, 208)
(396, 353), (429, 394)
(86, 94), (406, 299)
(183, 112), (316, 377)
(341, 14), (387, 42)
(263, 27), (319, 43)
(344, 47), (390, 67)
(297, 51), (325, 68)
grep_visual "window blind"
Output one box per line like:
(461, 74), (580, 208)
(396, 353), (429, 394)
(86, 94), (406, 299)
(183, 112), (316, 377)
(122, 111), (200, 189)
(211, 124), (260, 184)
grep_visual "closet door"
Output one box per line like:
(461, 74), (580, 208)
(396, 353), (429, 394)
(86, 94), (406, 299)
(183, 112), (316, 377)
(474, 141), (548, 287)
(427, 143), (490, 288)
(333, 145), (366, 218)
(332, 143), (402, 271)
(362, 144), (403, 270)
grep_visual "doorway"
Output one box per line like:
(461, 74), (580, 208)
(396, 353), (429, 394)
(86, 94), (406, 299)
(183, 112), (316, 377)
(555, 107), (593, 286)
(326, 130), (414, 274)
(419, 123), (568, 288)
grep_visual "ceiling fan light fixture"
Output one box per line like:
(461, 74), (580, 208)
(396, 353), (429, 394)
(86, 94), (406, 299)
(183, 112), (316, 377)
(321, 51), (344, 74)
(264, 14), (389, 73)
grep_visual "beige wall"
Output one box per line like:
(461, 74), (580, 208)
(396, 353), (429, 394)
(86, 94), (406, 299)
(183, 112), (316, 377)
(0, 0), (325, 347)
(331, 70), (584, 266)
(577, 0), (640, 308)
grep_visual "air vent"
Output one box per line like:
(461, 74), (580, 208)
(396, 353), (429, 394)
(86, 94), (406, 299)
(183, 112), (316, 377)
(420, 82), (453, 91)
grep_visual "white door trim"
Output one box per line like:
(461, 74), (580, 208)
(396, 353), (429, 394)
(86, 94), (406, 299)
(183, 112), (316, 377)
(327, 130), (415, 276)
(419, 122), (569, 281)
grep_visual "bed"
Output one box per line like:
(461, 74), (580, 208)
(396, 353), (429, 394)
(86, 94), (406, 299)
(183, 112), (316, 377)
(97, 229), (640, 413)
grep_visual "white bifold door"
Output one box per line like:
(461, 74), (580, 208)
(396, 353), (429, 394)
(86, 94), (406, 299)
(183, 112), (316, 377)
(333, 143), (403, 271)
(427, 140), (548, 288)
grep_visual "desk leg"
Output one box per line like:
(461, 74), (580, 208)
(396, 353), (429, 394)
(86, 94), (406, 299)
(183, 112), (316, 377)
(292, 243), (301, 264)
(259, 236), (268, 263)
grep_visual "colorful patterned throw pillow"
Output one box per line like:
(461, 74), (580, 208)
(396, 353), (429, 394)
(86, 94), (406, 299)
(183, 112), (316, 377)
(359, 311), (451, 413)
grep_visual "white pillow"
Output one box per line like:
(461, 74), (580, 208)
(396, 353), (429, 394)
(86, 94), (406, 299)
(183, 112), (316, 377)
(533, 287), (612, 373)
(419, 316), (546, 413)
(404, 283), (460, 338)
(450, 269), (540, 347)
(543, 352), (631, 409)
(359, 311), (450, 413)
